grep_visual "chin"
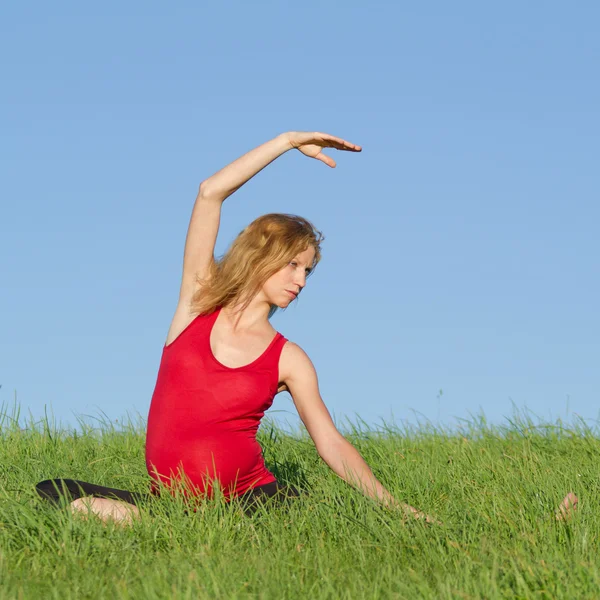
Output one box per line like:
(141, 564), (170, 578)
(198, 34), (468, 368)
(274, 297), (293, 309)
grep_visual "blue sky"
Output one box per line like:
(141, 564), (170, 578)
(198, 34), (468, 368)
(2, 2), (598, 432)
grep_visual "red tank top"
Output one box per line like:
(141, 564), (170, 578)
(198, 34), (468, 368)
(145, 308), (287, 500)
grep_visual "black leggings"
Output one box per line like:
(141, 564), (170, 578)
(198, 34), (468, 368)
(35, 478), (301, 515)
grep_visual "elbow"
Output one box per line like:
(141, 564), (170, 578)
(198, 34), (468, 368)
(197, 180), (226, 203)
(198, 180), (211, 198)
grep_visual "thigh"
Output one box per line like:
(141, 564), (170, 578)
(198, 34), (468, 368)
(250, 481), (301, 499)
(239, 481), (303, 515)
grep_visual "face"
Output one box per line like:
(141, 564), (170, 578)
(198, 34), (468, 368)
(261, 246), (316, 308)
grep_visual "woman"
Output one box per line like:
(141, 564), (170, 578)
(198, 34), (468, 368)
(37, 131), (433, 524)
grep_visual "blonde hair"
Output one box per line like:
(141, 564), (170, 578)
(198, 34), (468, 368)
(191, 213), (324, 318)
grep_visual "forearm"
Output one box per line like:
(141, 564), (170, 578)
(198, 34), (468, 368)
(321, 437), (399, 508)
(199, 133), (292, 201)
(321, 438), (434, 522)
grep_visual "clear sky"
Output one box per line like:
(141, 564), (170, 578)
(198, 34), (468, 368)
(2, 2), (599, 432)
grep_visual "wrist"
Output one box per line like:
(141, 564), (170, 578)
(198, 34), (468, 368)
(277, 132), (295, 150)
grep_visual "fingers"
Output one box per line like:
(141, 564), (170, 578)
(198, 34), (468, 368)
(294, 131), (361, 165)
(425, 514), (443, 526)
(295, 131), (361, 152)
(317, 132), (362, 152)
(316, 152), (337, 168)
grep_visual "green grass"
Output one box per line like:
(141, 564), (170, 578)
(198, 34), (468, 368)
(1, 403), (599, 599)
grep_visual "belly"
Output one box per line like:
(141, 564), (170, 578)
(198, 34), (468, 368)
(146, 430), (270, 497)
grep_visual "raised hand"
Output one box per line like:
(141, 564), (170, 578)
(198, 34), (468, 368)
(286, 131), (362, 168)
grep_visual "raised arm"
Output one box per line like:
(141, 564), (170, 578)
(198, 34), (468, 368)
(279, 342), (437, 523)
(165, 132), (360, 345)
(178, 134), (291, 305)
(176, 131), (361, 305)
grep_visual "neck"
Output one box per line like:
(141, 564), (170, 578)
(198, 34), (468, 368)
(221, 296), (272, 331)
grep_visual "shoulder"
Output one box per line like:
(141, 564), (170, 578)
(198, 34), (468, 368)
(279, 341), (317, 382)
(280, 341), (311, 363)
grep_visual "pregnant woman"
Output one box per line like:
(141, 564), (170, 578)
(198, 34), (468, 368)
(36, 131), (433, 524)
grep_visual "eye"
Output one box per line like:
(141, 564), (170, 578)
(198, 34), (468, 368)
(289, 261), (298, 267)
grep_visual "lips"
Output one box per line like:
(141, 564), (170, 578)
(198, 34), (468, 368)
(286, 290), (298, 298)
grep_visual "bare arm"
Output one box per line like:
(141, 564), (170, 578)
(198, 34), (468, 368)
(178, 134), (293, 304)
(176, 131), (361, 305)
(280, 342), (436, 522)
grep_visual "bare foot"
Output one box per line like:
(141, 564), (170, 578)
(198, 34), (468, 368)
(556, 492), (578, 521)
(70, 497), (140, 526)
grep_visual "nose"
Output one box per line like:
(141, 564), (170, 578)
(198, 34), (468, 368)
(293, 270), (306, 290)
